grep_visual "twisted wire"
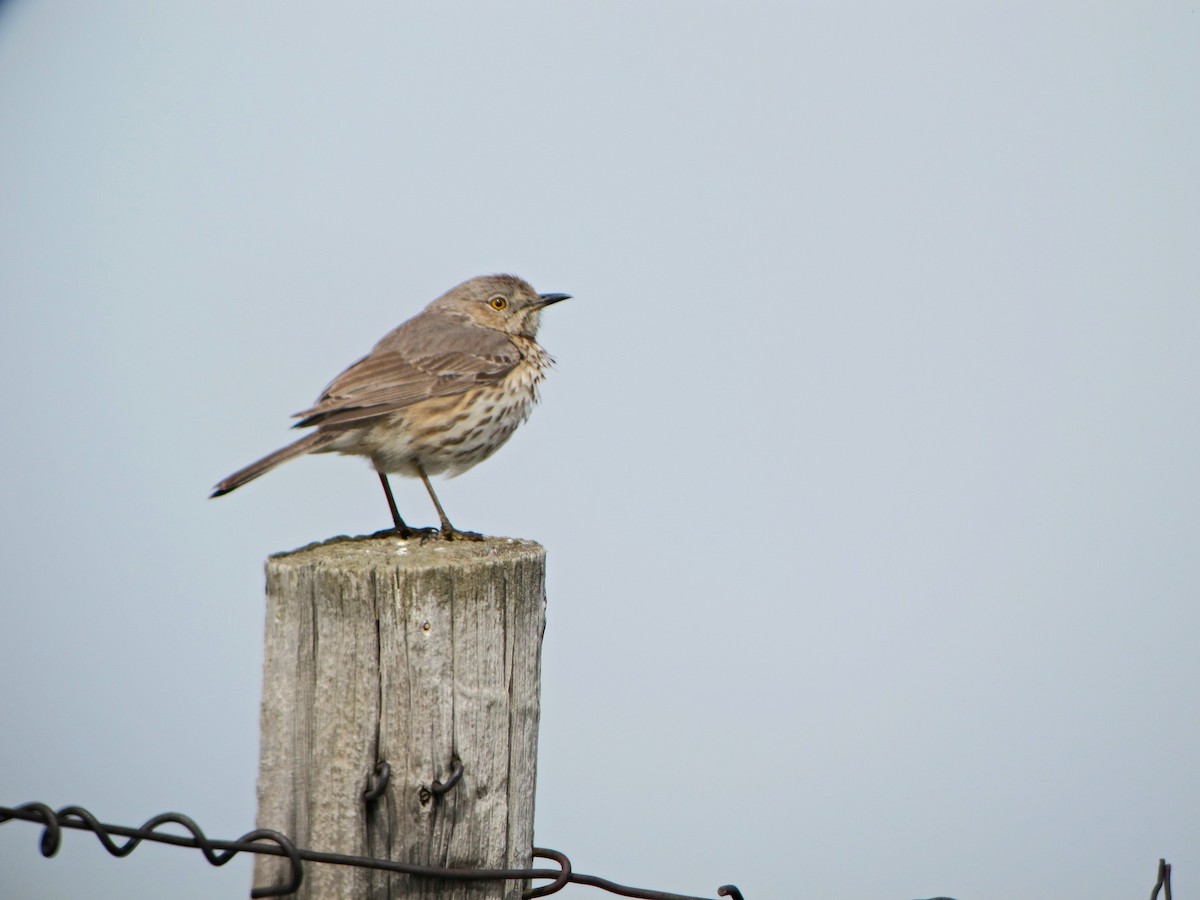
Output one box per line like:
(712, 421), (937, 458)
(1, 802), (734, 900)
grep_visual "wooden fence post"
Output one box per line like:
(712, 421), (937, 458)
(253, 535), (547, 899)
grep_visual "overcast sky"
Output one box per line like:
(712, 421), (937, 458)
(1, 2), (1198, 898)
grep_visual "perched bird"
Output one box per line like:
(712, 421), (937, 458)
(211, 274), (570, 538)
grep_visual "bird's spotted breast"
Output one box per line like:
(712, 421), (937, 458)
(361, 341), (552, 477)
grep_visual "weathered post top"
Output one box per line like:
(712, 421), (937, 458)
(270, 532), (545, 570)
(256, 533), (548, 900)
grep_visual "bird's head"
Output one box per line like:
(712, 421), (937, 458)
(430, 274), (570, 338)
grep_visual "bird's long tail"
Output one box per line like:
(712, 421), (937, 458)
(211, 432), (330, 497)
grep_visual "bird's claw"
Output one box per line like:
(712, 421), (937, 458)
(438, 528), (485, 542)
(373, 525), (440, 541)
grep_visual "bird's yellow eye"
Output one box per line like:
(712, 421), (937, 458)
(489, 296), (508, 311)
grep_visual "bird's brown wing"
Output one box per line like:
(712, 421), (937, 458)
(292, 345), (519, 430)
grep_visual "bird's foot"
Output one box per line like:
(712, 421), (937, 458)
(373, 525), (439, 541)
(438, 527), (485, 542)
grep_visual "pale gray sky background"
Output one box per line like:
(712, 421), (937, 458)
(1, 2), (1197, 898)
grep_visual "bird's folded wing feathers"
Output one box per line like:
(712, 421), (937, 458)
(291, 347), (519, 429)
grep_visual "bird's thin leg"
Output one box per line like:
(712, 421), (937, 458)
(414, 462), (457, 534)
(414, 462), (482, 540)
(378, 472), (413, 537)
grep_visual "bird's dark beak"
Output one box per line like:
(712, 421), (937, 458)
(537, 292), (572, 307)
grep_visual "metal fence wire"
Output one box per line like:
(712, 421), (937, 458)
(1, 802), (1177, 899)
(0, 801), (745, 900)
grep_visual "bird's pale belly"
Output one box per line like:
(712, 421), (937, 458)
(327, 359), (547, 478)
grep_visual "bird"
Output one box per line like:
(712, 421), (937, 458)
(211, 274), (570, 539)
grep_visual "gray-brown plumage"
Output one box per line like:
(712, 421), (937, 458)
(211, 274), (570, 538)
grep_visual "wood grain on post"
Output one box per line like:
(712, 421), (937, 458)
(253, 534), (547, 900)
